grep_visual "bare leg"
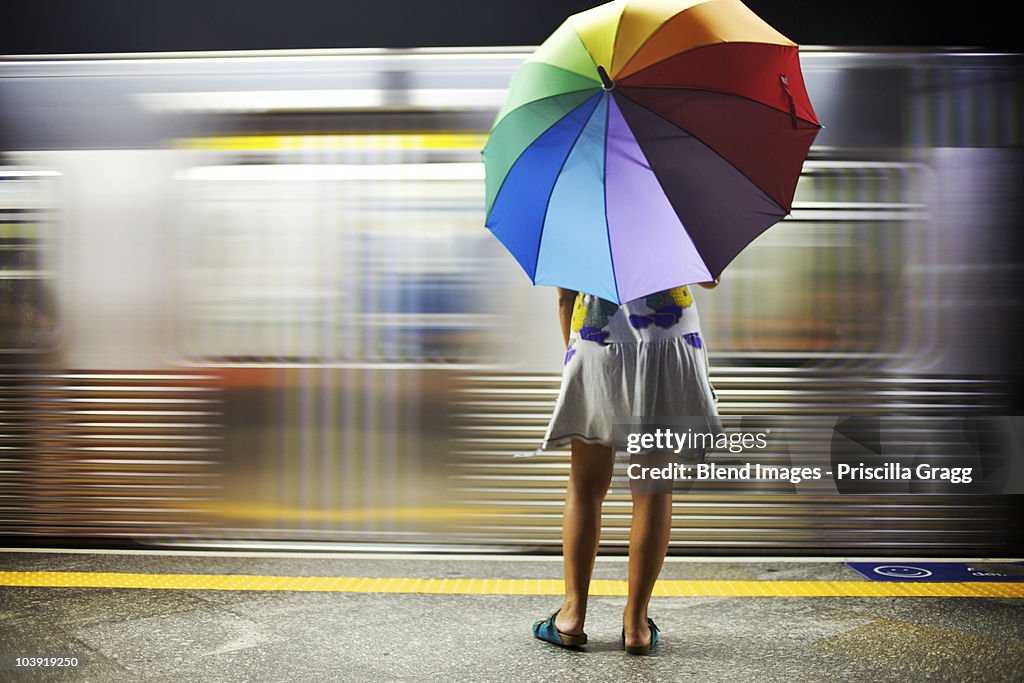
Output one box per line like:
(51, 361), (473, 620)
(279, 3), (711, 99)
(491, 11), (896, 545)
(623, 485), (673, 647)
(554, 439), (614, 636)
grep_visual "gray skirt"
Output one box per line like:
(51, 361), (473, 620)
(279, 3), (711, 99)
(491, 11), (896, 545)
(524, 334), (720, 458)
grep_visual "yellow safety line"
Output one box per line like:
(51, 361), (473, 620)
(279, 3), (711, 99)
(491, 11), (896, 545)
(1, 572), (1022, 598)
(175, 133), (488, 151)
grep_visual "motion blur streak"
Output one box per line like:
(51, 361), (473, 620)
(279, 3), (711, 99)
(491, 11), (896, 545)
(0, 48), (1021, 553)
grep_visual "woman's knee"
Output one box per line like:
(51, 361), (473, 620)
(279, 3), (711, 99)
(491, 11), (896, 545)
(567, 473), (612, 506)
(568, 440), (614, 500)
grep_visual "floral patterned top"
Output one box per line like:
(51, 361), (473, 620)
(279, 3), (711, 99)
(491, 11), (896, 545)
(564, 286), (704, 364)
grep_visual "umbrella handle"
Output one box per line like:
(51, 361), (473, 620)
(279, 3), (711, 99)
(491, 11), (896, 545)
(779, 74), (797, 130)
(597, 65), (615, 91)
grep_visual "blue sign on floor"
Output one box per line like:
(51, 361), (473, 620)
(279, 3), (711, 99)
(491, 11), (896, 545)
(846, 562), (1024, 582)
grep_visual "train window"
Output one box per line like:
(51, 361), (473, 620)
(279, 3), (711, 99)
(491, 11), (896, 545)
(173, 155), (495, 366)
(698, 158), (925, 358)
(0, 170), (61, 354)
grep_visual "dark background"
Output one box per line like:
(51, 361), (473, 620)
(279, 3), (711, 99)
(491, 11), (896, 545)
(1, 0), (1019, 54)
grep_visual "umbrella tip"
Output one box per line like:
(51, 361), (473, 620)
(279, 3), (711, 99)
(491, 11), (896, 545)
(597, 65), (615, 91)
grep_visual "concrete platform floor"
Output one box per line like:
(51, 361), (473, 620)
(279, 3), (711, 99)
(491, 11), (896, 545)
(1, 550), (1023, 682)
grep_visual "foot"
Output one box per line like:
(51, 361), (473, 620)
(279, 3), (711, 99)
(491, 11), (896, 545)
(554, 605), (585, 637)
(622, 618), (659, 654)
(622, 620), (652, 649)
(532, 609), (588, 647)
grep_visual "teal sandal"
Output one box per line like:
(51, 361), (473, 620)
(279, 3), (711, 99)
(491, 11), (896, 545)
(532, 609), (588, 648)
(622, 618), (660, 655)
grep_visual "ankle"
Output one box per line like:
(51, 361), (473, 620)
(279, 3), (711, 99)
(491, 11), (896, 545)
(622, 615), (652, 644)
(555, 600), (587, 633)
(623, 605), (649, 630)
(561, 596), (586, 615)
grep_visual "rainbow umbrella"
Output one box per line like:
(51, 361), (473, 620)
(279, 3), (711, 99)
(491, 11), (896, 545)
(483, 0), (822, 304)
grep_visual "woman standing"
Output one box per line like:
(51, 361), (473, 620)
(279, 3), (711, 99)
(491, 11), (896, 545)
(531, 279), (719, 655)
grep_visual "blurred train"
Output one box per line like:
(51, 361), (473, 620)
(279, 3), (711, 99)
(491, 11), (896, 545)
(0, 47), (1021, 554)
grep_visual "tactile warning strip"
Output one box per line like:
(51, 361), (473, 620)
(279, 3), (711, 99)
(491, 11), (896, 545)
(1, 572), (1022, 597)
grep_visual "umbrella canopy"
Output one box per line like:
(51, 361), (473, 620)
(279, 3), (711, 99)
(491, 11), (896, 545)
(482, 0), (822, 304)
